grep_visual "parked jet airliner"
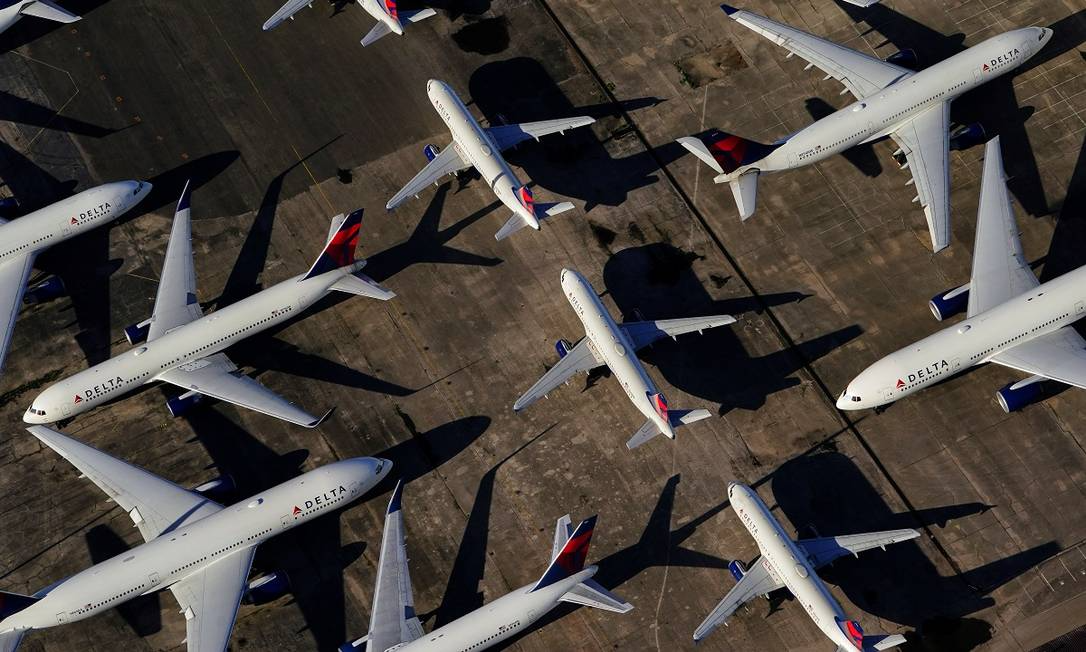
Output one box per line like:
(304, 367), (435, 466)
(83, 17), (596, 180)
(0, 180), (151, 377)
(839, 137), (1086, 414)
(262, 0), (435, 46)
(23, 182), (394, 428)
(677, 4), (1052, 252)
(0, 0), (79, 36)
(0, 425), (390, 652)
(386, 79), (595, 241)
(340, 481), (631, 652)
(514, 268), (735, 449)
(694, 482), (917, 651)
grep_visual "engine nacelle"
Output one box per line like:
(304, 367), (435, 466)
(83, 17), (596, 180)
(339, 638), (366, 652)
(192, 475), (236, 497)
(929, 283), (970, 321)
(555, 338), (573, 359)
(728, 559), (748, 583)
(423, 144), (440, 162)
(243, 571), (290, 605)
(885, 48), (919, 70)
(996, 375), (1046, 413)
(22, 277), (66, 305)
(166, 390), (203, 418)
(124, 318), (152, 345)
(950, 123), (986, 151)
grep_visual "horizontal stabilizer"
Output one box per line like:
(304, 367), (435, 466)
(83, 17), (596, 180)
(559, 578), (633, 613)
(330, 272), (395, 301)
(361, 20), (392, 46)
(535, 201), (574, 218)
(20, 0), (81, 23)
(626, 419), (661, 450)
(868, 633), (907, 650)
(495, 213), (534, 241)
(729, 172), (759, 220)
(401, 8), (437, 23)
(668, 408), (711, 427)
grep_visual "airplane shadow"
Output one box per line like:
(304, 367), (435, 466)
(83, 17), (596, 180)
(833, 2), (1086, 220)
(0, 90), (119, 138)
(1039, 132), (1086, 281)
(771, 451), (1058, 651)
(467, 57), (680, 211)
(83, 524), (162, 637)
(0, 0), (113, 53)
(598, 243), (859, 413)
(805, 97), (883, 178)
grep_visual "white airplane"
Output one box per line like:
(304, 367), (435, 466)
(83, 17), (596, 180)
(839, 137), (1086, 414)
(694, 482), (918, 650)
(0, 0), (79, 36)
(0, 180), (151, 377)
(262, 0), (436, 46)
(23, 182), (395, 428)
(340, 481), (631, 652)
(386, 79), (595, 241)
(0, 425), (391, 652)
(514, 268), (736, 450)
(677, 4), (1052, 252)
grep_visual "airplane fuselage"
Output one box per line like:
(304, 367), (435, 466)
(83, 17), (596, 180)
(426, 79), (538, 228)
(729, 28), (1051, 179)
(729, 483), (858, 650)
(561, 269), (673, 438)
(397, 568), (595, 652)
(0, 458), (390, 635)
(359, 0), (402, 35)
(839, 265), (1086, 409)
(23, 262), (359, 422)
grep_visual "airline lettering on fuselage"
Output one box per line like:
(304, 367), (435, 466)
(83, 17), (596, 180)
(985, 48), (1020, 71)
(906, 360), (948, 384)
(77, 376), (125, 402)
(70, 202), (112, 225)
(302, 485), (348, 510)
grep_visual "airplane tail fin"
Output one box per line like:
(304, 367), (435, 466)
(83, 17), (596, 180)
(494, 197), (572, 241)
(20, 0), (81, 23)
(545, 515), (632, 612)
(303, 209), (363, 280)
(676, 129), (780, 176)
(626, 393), (711, 450)
(531, 515), (597, 592)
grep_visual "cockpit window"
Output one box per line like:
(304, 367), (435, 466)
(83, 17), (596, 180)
(28, 408), (45, 416)
(133, 182), (144, 195)
(375, 460), (384, 474)
(850, 396), (861, 402)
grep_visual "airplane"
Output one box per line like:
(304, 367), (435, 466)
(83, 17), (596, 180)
(0, 180), (151, 378)
(839, 136), (1086, 414)
(340, 481), (631, 652)
(0, 0), (79, 36)
(694, 482), (918, 650)
(386, 79), (595, 241)
(676, 4), (1052, 252)
(0, 425), (391, 652)
(513, 268), (736, 450)
(23, 181), (395, 428)
(262, 0), (436, 46)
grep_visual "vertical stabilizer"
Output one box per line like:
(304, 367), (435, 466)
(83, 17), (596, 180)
(303, 209), (363, 280)
(531, 515), (597, 592)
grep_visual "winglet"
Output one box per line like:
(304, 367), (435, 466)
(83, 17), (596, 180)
(531, 515), (597, 592)
(720, 4), (740, 15)
(176, 179), (192, 213)
(307, 407), (336, 428)
(387, 480), (404, 515)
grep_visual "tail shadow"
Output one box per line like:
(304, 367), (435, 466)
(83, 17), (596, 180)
(84, 524), (162, 636)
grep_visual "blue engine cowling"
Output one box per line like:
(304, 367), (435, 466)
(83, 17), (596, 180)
(555, 338), (573, 359)
(885, 48), (919, 70)
(166, 391), (203, 417)
(192, 475), (236, 497)
(728, 559), (748, 582)
(996, 376), (1045, 413)
(22, 277), (66, 305)
(243, 572), (290, 605)
(124, 322), (151, 345)
(929, 284), (970, 321)
(950, 123), (986, 151)
(339, 638), (366, 652)
(423, 144), (440, 162)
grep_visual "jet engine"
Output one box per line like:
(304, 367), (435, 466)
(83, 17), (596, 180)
(929, 283), (970, 321)
(243, 572), (291, 605)
(166, 390), (203, 417)
(192, 475), (236, 498)
(885, 48), (919, 70)
(339, 638), (365, 652)
(950, 123), (986, 151)
(22, 277), (66, 305)
(0, 196), (19, 218)
(555, 338), (573, 359)
(728, 559), (747, 582)
(423, 144), (440, 162)
(124, 318), (152, 345)
(996, 375), (1046, 413)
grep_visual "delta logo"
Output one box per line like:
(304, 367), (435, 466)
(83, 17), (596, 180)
(73, 394), (83, 404)
(292, 505), (302, 516)
(982, 63), (990, 72)
(895, 379), (905, 389)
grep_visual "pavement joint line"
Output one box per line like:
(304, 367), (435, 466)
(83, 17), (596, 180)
(8, 50), (82, 151)
(530, 0), (978, 585)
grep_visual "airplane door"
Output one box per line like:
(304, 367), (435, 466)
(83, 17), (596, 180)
(59, 399), (73, 418)
(787, 151), (798, 168)
(882, 386), (894, 401)
(973, 69), (982, 83)
(56, 612), (69, 625)
(527, 610), (537, 623)
(148, 571), (160, 587)
(952, 358), (962, 372)
(280, 514), (291, 529)
(1076, 301), (1085, 316)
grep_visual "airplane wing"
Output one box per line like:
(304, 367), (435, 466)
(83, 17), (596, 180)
(386, 145), (471, 211)
(485, 117), (595, 151)
(366, 482), (425, 652)
(888, 102), (952, 252)
(990, 328), (1086, 389)
(262, 0), (311, 30)
(156, 352), (330, 428)
(721, 5), (909, 100)
(512, 338), (604, 412)
(169, 547), (256, 652)
(797, 529), (920, 568)
(967, 137), (1038, 317)
(19, 1), (81, 23)
(620, 315), (736, 350)
(0, 252), (34, 375)
(693, 557), (785, 642)
(28, 425), (222, 543)
(147, 182), (202, 342)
